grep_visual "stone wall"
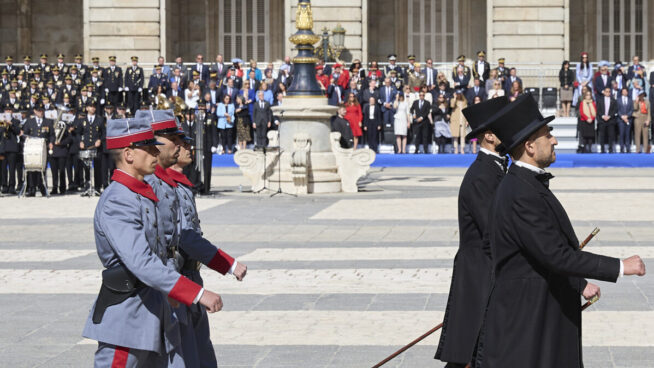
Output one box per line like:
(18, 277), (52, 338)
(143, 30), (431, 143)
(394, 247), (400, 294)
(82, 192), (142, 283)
(84, 0), (162, 64)
(285, 0), (366, 63)
(487, 0), (569, 63)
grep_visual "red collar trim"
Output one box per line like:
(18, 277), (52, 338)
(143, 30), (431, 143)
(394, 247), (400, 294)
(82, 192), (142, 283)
(166, 168), (194, 188)
(154, 165), (178, 187)
(111, 170), (158, 202)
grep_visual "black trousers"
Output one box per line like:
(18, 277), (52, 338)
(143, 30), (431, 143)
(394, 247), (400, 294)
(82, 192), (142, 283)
(365, 127), (380, 153)
(16, 153), (24, 188)
(66, 154), (79, 188)
(202, 149), (212, 193)
(27, 170), (45, 191)
(1, 152), (17, 189)
(221, 128), (234, 151)
(49, 156), (67, 191)
(81, 157), (102, 190)
(126, 91), (140, 114)
(597, 120), (616, 153)
(413, 121), (430, 153)
(107, 91), (122, 107)
(254, 123), (267, 148)
(101, 151), (115, 188)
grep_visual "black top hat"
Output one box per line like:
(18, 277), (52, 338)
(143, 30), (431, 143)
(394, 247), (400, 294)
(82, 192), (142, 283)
(463, 96), (509, 140)
(491, 93), (555, 155)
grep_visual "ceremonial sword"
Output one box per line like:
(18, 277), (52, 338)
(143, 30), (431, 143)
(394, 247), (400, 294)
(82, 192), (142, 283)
(370, 227), (601, 368)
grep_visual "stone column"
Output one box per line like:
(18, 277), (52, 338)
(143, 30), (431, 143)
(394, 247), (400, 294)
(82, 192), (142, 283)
(16, 0), (31, 57)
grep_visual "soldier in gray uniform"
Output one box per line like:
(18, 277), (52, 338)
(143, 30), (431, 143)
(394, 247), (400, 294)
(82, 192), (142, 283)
(82, 116), (225, 368)
(138, 109), (247, 367)
(167, 127), (221, 367)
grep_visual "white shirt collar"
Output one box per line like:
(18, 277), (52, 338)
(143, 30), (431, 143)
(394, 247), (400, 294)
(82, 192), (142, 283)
(480, 147), (502, 159)
(514, 160), (546, 174)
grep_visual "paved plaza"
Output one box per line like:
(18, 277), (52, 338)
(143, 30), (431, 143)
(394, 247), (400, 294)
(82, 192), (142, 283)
(0, 166), (653, 367)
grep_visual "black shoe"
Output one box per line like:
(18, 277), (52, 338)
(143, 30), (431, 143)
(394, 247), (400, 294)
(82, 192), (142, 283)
(68, 186), (78, 192)
(1, 186), (7, 194)
(51, 188), (59, 195)
(8, 188), (17, 195)
(59, 187), (66, 194)
(26, 190), (35, 197)
(39, 186), (47, 197)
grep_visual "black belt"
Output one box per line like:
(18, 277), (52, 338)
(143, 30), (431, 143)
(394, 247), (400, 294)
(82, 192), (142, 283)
(92, 264), (143, 324)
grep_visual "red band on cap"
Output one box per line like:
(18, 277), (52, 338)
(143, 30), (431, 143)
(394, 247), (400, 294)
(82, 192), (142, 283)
(151, 119), (177, 132)
(106, 129), (155, 149)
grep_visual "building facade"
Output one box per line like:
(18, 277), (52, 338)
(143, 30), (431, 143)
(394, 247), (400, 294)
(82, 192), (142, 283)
(0, 0), (652, 65)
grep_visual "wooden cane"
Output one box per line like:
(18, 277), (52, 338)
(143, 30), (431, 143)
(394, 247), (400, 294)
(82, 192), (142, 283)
(579, 227), (600, 250)
(371, 323), (443, 368)
(372, 227), (601, 368)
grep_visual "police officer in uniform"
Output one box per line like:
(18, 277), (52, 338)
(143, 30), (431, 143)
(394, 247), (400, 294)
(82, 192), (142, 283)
(54, 53), (69, 76)
(495, 58), (509, 86)
(37, 54), (52, 81)
(21, 56), (33, 81)
(21, 103), (54, 196)
(124, 56), (144, 114)
(100, 104), (117, 189)
(2, 56), (17, 79)
(49, 108), (72, 195)
(472, 51), (490, 82)
(435, 97), (509, 367)
(452, 55), (471, 82)
(78, 101), (103, 192)
(82, 116), (225, 367)
(168, 132), (222, 367)
(66, 105), (81, 192)
(73, 54), (88, 81)
(88, 56), (104, 82)
(104, 56), (123, 107)
(0, 104), (21, 194)
(139, 109), (247, 367)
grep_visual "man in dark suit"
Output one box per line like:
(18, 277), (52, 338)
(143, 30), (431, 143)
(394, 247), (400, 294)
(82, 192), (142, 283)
(252, 91), (272, 148)
(503, 68), (522, 95)
(379, 78), (397, 129)
(616, 87), (634, 153)
(344, 80), (362, 106)
(170, 67), (187, 92)
(21, 104), (54, 196)
(361, 79), (380, 106)
(476, 93), (646, 367)
(626, 55), (646, 82)
(0, 104), (21, 194)
(423, 59), (438, 91)
(594, 61), (613, 100)
(410, 90), (432, 154)
(148, 65), (169, 97)
(435, 96), (509, 368)
(466, 77), (486, 104)
(191, 54), (209, 83)
(331, 105), (354, 149)
(472, 51), (490, 82)
(210, 54), (227, 81)
(596, 86), (618, 153)
(220, 78), (238, 104)
(49, 114), (72, 195)
(362, 97), (383, 153)
(327, 79), (344, 106)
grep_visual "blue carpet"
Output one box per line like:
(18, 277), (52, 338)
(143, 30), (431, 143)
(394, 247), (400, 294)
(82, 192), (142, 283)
(211, 153), (654, 168)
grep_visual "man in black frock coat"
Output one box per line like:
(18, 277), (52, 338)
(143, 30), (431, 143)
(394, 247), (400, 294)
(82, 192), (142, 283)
(435, 96), (510, 368)
(475, 94), (646, 368)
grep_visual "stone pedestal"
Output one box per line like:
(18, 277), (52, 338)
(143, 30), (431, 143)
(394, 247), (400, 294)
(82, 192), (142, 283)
(234, 96), (375, 194)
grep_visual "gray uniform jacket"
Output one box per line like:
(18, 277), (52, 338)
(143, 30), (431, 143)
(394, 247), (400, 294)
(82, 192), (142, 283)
(82, 170), (202, 354)
(147, 165), (235, 276)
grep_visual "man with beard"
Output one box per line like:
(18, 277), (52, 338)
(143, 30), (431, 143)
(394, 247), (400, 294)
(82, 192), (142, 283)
(435, 96), (509, 367)
(139, 109), (247, 367)
(474, 94), (646, 367)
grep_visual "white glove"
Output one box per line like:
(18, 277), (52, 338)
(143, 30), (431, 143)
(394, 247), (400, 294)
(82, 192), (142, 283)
(100, 99), (105, 104)
(138, 88), (142, 92)
(210, 146), (217, 153)
(118, 87), (123, 92)
(124, 87), (129, 92)
(104, 88), (109, 93)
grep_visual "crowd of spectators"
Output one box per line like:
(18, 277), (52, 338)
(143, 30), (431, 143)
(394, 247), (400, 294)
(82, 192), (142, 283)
(560, 53), (652, 153)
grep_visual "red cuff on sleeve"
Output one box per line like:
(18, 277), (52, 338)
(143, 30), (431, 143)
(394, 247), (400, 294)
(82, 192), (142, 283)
(208, 249), (235, 275)
(168, 275), (202, 306)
